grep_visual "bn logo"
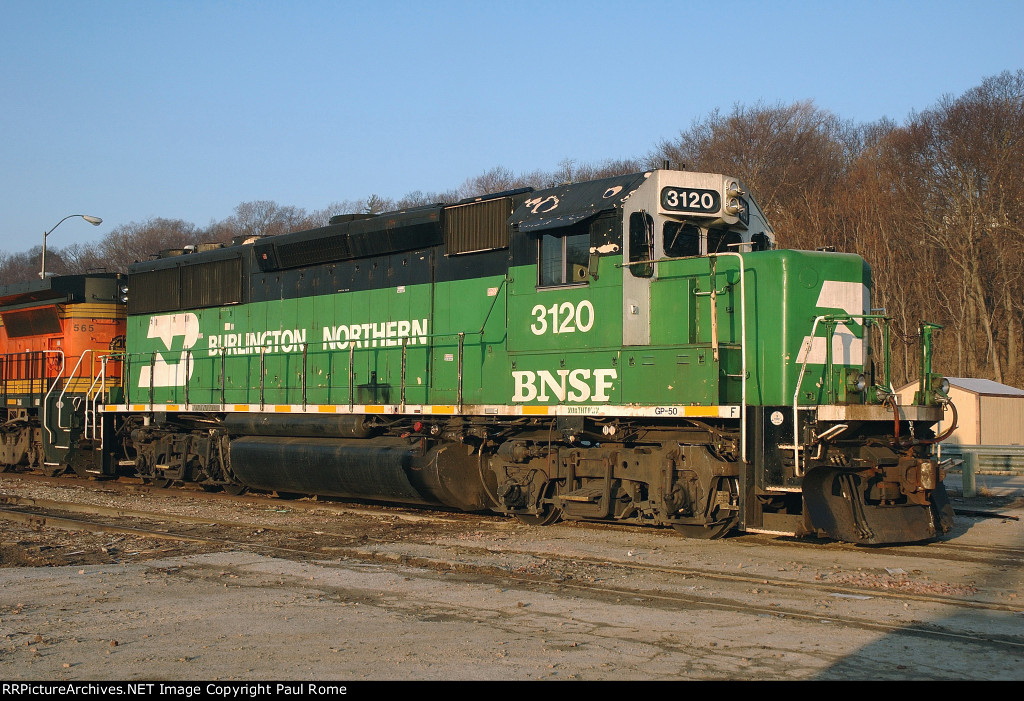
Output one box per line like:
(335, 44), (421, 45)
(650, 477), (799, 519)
(137, 313), (200, 388)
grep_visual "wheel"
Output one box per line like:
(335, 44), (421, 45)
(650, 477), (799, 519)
(671, 518), (736, 539)
(223, 483), (249, 496)
(514, 504), (562, 526)
(42, 464), (66, 478)
(151, 478), (174, 489)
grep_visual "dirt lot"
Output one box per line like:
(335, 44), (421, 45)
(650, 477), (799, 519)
(0, 475), (1021, 681)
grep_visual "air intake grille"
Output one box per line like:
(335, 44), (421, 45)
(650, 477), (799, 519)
(444, 197), (511, 255)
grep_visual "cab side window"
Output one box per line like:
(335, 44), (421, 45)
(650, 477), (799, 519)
(628, 211), (654, 278)
(538, 231), (590, 286)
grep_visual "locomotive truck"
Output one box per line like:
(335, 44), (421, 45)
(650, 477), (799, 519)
(6, 169), (956, 543)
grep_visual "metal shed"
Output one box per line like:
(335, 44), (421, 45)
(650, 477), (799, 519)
(897, 377), (1024, 446)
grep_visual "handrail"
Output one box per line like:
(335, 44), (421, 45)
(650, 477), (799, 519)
(629, 252), (747, 460)
(348, 344), (355, 410)
(58, 349), (95, 430)
(83, 351), (126, 440)
(650, 253), (747, 461)
(457, 332), (465, 410)
(0, 351), (55, 407)
(119, 329), (484, 409)
(259, 348), (266, 410)
(83, 359), (104, 439)
(791, 313), (890, 475)
(476, 276), (508, 335)
(706, 253), (747, 461)
(400, 339), (408, 412)
(56, 349), (109, 449)
(301, 342), (308, 409)
(40, 350), (66, 446)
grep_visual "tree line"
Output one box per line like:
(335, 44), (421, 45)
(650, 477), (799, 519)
(3, 70), (1021, 387)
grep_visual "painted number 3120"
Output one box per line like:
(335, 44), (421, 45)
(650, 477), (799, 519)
(530, 300), (595, 335)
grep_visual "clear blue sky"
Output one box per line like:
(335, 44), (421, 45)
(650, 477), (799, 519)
(2, 0), (1022, 254)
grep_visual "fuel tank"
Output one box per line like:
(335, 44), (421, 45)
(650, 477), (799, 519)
(228, 436), (495, 512)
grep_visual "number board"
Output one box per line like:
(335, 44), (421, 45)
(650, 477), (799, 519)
(660, 187), (721, 214)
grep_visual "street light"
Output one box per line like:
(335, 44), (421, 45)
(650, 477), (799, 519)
(40, 214), (103, 279)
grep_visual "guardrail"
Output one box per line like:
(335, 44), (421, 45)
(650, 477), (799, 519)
(935, 444), (1024, 472)
(933, 443), (1024, 497)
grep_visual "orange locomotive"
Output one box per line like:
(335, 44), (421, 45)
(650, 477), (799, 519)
(0, 274), (125, 475)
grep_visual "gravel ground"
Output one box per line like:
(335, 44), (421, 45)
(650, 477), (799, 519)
(0, 475), (1021, 681)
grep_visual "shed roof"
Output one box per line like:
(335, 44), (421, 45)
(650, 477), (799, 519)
(947, 377), (1024, 397)
(897, 377), (1024, 397)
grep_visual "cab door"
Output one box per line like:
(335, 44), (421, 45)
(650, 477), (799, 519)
(622, 210), (654, 346)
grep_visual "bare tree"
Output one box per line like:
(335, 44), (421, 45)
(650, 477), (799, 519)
(58, 241), (108, 274)
(458, 166), (524, 199)
(878, 70), (1024, 384)
(97, 218), (202, 271)
(0, 248), (49, 284)
(650, 100), (854, 249)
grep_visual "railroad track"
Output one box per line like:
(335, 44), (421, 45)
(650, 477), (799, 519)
(2, 488), (1023, 617)
(4, 469), (1023, 579)
(731, 530), (1024, 568)
(3, 495), (1022, 657)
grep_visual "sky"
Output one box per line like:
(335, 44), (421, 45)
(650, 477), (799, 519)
(2, 0), (1022, 255)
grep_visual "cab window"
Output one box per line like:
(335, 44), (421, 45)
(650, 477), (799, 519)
(663, 222), (743, 256)
(664, 222), (701, 258)
(628, 211), (654, 278)
(538, 231), (590, 286)
(707, 228), (742, 253)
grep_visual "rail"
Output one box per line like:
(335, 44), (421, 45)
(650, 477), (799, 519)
(52, 349), (124, 448)
(56, 349), (101, 430)
(0, 348), (123, 453)
(621, 252), (749, 459)
(791, 313), (892, 476)
(0, 350), (52, 409)
(934, 444), (1024, 498)
(39, 351), (66, 447)
(84, 351), (127, 441)
(709, 253), (747, 461)
(936, 444), (1024, 474)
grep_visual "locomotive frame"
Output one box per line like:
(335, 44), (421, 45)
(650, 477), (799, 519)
(4, 170), (956, 544)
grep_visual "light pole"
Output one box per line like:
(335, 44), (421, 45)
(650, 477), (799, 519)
(40, 214), (102, 280)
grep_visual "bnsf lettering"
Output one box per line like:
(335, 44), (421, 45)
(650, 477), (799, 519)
(512, 369), (617, 403)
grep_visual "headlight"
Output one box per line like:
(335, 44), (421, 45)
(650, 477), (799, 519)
(930, 375), (950, 396)
(846, 370), (867, 393)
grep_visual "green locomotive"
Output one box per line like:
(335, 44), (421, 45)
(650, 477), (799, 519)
(103, 169), (954, 543)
